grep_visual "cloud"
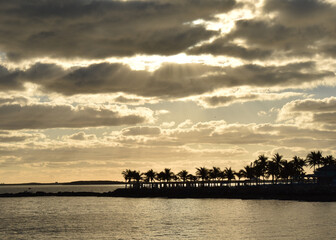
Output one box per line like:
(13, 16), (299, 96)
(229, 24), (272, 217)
(203, 62), (333, 89)
(197, 91), (303, 108)
(227, 19), (324, 57)
(208, 0), (336, 60)
(0, 131), (43, 143)
(280, 97), (336, 113)
(278, 97), (336, 128)
(263, 0), (335, 27)
(0, 103), (153, 129)
(2, 118), (336, 182)
(7, 62), (219, 97)
(188, 39), (273, 60)
(66, 132), (97, 141)
(1, 61), (332, 98)
(0, 96), (29, 105)
(0, 0), (237, 61)
(122, 126), (161, 136)
(0, 66), (25, 91)
(161, 121), (176, 128)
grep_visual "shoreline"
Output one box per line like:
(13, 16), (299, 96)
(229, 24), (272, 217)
(1, 184), (336, 202)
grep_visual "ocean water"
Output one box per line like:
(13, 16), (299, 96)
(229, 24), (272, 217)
(1, 194), (336, 240)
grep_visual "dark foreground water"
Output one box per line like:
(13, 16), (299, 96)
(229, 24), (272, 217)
(1, 195), (336, 240)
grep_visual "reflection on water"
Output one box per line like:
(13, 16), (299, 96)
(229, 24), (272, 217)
(0, 197), (336, 240)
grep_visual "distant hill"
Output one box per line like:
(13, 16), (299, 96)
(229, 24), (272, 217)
(63, 180), (124, 185)
(0, 180), (124, 186)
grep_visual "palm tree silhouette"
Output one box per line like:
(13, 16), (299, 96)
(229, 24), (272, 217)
(122, 169), (133, 183)
(156, 171), (166, 182)
(177, 170), (189, 182)
(272, 153), (284, 182)
(306, 151), (323, 171)
(209, 167), (221, 181)
(223, 167), (235, 186)
(279, 160), (294, 183)
(235, 170), (244, 180)
(292, 156), (306, 181)
(187, 174), (198, 182)
(241, 164), (254, 182)
(321, 155), (335, 166)
(266, 161), (278, 184)
(144, 169), (156, 183)
(196, 167), (209, 181)
(132, 171), (142, 182)
(255, 154), (268, 181)
(163, 168), (174, 182)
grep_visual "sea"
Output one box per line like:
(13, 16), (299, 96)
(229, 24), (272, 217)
(1, 185), (336, 240)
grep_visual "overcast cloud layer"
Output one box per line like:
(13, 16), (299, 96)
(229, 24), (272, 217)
(0, 61), (333, 97)
(0, 0), (236, 60)
(0, 0), (336, 183)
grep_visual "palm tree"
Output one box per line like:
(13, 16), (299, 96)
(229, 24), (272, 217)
(218, 170), (226, 181)
(177, 170), (189, 182)
(306, 151), (323, 171)
(266, 161), (278, 184)
(279, 160), (295, 183)
(240, 164), (254, 181)
(132, 170), (142, 182)
(122, 169), (133, 183)
(209, 167), (221, 181)
(235, 170), (244, 180)
(223, 167), (235, 186)
(272, 153), (284, 182)
(187, 174), (198, 182)
(253, 160), (264, 184)
(291, 156), (306, 181)
(156, 171), (166, 182)
(255, 154), (268, 181)
(143, 169), (156, 183)
(195, 167), (209, 181)
(163, 168), (174, 182)
(322, 155), (336, 166)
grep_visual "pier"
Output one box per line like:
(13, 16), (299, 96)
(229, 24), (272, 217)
(124, 178), (317, 189)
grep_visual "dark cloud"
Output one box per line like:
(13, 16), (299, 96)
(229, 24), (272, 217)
(0, 103), (151, 129)
(199, 95), (258, 107)
(0, 66), (24, 90)
(0, 61), (332, 97)
(260, 0), (336, 58)
(204, 62), (333, 88)
(0, 0), (236, 60)
(0, 62), (221, 97)
(183, 0), (336, 60)
(264, 0), (334, 27)
(198, 93), (298, 107)
(227, 20), (324, 56)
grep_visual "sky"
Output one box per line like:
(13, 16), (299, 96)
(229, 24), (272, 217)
(1, 0), (336, 183)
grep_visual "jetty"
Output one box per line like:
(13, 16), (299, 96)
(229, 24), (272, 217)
(123, 178), (317, 190)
